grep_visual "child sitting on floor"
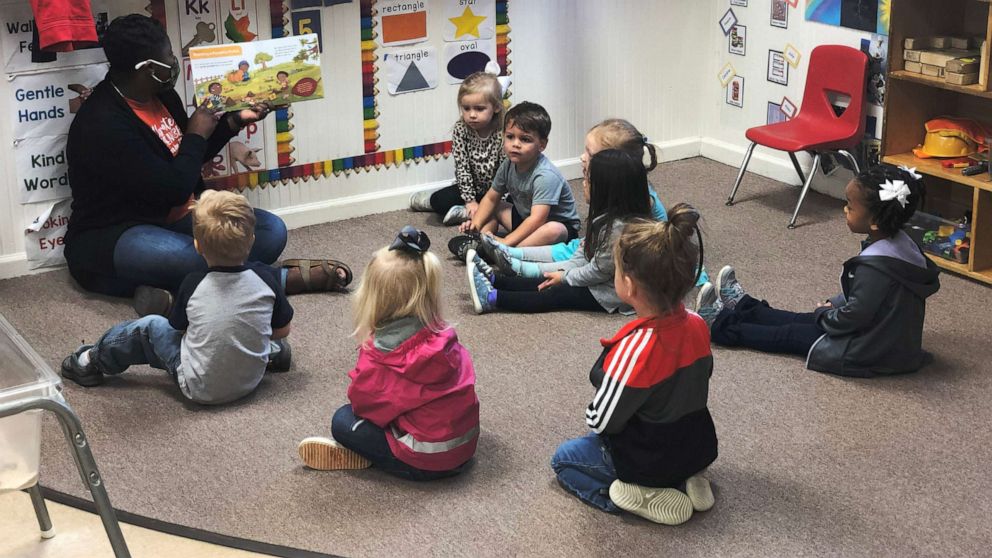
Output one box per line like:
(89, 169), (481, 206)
(409, 68), (506, 226)
(452, 101), (581, 254)
(60, 190), (294, 404)
(551, 205), (718, 525)
(298, 227), (479, 480)
(466, 149), (650, 314)
(474, 118), (709, 287)
(696, 164), (940, 377)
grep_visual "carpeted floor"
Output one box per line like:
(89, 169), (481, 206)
(2, 157), (991, 557)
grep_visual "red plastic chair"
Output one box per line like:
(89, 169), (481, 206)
(726, 45), (869, 228)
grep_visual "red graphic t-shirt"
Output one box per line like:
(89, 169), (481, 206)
(125, 97), (193, 222)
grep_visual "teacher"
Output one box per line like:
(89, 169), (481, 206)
(65, 14), (349, 312)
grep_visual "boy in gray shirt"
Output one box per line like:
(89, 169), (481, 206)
(61, 190), (293, 405)
(459, 101), (581, 247)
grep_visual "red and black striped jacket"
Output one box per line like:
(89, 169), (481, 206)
(586, 307), (718, 487)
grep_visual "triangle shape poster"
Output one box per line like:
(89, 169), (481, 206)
(385, 47), (438, 95)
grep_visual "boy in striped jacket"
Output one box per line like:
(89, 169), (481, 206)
(551, 205), (718, 525)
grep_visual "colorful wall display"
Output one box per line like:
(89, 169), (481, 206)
(805, 0), (890, 35)
(385, 47), (438, 94)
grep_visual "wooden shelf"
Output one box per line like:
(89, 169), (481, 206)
(889, 71), (992, 99)
(882, 152), (992, 192)
(925, 254), (992, 284)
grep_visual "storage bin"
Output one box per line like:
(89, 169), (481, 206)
(903, 210), (971, 264)
(0, 313), (59, 493)
(0, 410), (42, 490)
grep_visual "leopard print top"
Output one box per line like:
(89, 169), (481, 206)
(451, 118), (505, 203)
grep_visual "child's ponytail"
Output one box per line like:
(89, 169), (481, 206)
(615, 203), (704, 314)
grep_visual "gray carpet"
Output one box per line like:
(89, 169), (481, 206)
(2, 157), (991, 557)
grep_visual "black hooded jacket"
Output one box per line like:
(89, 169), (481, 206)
(807, 239), (941, 377)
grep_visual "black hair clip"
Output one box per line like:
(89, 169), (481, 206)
(641, 135), (649, 145)
(389, 225), (431, 254)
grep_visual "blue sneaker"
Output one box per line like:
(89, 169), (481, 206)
(694, 283), (723, 329)
(467, 249), (495, 283)
(466, 253), (495, 314)
(716, 265), (746, 310)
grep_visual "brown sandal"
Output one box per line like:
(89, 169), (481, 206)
(280, 258), (353, 292)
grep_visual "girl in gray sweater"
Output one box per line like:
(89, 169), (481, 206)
(466, 149), (652, 314)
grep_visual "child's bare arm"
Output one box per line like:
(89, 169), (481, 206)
(502, 204), (550, 246)
(461, 188), (501, 232)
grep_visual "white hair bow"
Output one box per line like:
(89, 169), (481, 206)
(879, 179), (911, 208)
(898, 165), (923, 180)
(484, 61), (512, 95)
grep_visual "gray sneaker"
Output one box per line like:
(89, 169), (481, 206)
(466, 253), (496, 314)
(409, 190), (434, 212)
(716, 265), (746, 310)
(694, 282), (723, 329)
(442, 205), (470, 225)
(478, 234), (517, 277)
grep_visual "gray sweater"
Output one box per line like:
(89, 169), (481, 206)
(560, 218), (631, 314)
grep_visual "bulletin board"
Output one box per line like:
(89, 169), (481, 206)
(181, 0), (514, 191)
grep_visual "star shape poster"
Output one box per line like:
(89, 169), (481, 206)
(444, 0), (494, 41)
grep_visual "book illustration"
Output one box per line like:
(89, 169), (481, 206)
(190, 35), (323, 112)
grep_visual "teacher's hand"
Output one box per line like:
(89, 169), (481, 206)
(232, 101), (273, 128)
(188, 101), (222, 139)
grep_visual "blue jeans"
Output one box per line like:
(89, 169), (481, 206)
(90, 315), (284, 378)
(330, 404), (468, 482)
(91, 315), (183, 377)
(551, 432), (620, 514)
(711, 294), (825, 356)
(113, 209), (288, 292)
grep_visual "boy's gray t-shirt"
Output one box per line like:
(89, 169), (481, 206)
(168, 262), (293, 404)
(491, 154), (581, 232)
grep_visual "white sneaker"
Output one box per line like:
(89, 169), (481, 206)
(409, 190), (434, 212)
(685, 475), (715, 512)
(609, 480), (694, 525)
(442, 205), (470, 225)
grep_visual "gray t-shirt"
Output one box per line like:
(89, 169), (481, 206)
(169, 263), (293, 404)
(491, 154), (581, 232)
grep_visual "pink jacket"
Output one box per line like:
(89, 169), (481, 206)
(348, 327), (479, 471)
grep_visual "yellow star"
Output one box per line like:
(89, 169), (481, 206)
(449, 6), (486, 39)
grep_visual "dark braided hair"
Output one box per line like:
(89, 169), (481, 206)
(101, 14), (171, 74)
(854, 164), (925, 236)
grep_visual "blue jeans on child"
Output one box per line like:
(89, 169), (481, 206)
(330, 404), (468, 482)
(551, 432), (620, 514)
(90, 315), (284, 379)
(711, 294), (825, 356)
(113, 209), (288, 293)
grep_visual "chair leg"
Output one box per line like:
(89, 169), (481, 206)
(787, 152), (806, 184)
(26, 483), (55, 539)
(727, 142), (757, 206)
(789, 153), (821, 229)
(835, 149), (861, 175)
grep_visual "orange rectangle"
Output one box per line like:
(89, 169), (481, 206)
(381, 12), (427, 44)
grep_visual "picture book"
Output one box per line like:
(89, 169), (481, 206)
(189, 34), (323, 112)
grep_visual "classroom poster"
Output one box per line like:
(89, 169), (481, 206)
(9, 64), (108, 140)
(24, 198), (71, 269)
(14, 136), (71, 204)
(385, 47), (438, 94)
(377, 0), (429, 46)
(0, 1), (108, 73)
(805, 0), (890, 35)
(726, 76), (744, 108)
(178, 0), (221, 57)
(443, 0), (494, 41)
(443, 39), (496, 84)
(189, 34), (323, 111)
